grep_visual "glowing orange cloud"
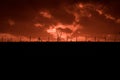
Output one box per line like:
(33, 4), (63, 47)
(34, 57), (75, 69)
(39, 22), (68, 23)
(40, 11), (52, 19)
(105, 14), (116, 20)
(79, 3), (84, 8)
(96, 9), (120, 24)
(77, 3), (114, 21)
(66, 3), (94, 23)
(96, 9), (103, 15)
(46, 23), (82, 41)
(34, 23), (43, 28)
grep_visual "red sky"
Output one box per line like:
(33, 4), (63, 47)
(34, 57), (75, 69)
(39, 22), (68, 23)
(0, 0), (120, 42)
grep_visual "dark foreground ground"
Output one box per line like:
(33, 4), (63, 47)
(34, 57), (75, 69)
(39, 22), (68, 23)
(0, 42), (120, 56)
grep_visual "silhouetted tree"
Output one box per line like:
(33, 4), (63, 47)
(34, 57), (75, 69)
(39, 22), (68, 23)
(66, 33), (70, 42)
(56, 31), (62, 42)
(38, 37), (42, 42)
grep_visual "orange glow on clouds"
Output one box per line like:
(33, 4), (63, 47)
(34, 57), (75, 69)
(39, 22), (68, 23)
(96, 9), (103, 15)
(47, 23), (82, 40)
(47, 27), (56, 33)
(40, 11), (52, 19)
(1, 1), (120, 42)
(79, 3), (84, 8)
(105, 14), (116, 20)
(34, 23), (43, 28)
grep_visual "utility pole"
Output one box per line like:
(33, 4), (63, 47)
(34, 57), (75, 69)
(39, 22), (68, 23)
(76, 36), (78, 42)
(94, 36), (97, 42)
(29, 36), (32, 42)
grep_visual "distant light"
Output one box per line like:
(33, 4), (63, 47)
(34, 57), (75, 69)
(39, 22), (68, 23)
(79, 4), (84, 8)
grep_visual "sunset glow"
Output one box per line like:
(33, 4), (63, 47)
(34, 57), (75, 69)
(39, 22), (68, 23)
(0, 0), (120, 42)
